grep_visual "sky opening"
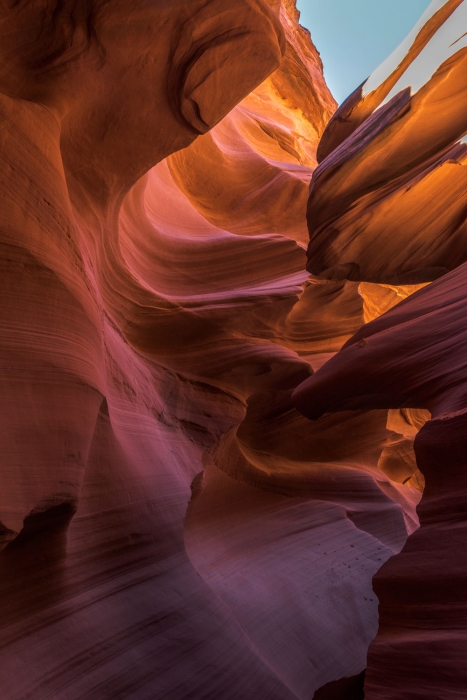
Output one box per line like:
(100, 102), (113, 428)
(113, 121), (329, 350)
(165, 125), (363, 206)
(296, 0), (434, 104)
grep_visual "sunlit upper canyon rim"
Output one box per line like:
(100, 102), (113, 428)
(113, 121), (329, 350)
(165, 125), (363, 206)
(0, 1), (466, 698)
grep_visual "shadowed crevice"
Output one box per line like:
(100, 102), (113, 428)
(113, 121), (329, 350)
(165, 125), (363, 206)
(312, 671), (365, 700)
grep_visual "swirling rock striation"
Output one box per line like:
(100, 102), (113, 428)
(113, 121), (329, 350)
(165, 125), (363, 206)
(0, 0), (443, 698)
(0, 0), (450, 700)
(294, 2), (467, 697)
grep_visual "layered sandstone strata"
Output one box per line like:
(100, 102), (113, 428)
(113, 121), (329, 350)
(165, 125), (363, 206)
(294, 1), (467, 697)
(0, 2), (386, 698)
(2, 0), (458, 698)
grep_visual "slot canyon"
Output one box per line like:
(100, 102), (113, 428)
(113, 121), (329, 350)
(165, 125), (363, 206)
(0, 0), (466, 698)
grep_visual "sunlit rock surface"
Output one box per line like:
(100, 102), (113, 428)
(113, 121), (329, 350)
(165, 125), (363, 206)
(294, 1), (467, 697)
(308, 0), (467, 284)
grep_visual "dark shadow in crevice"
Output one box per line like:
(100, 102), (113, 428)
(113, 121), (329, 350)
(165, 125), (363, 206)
(5, 501), (76, 551)
(0, 502), (77, 627)
(312, 670), (365, 700)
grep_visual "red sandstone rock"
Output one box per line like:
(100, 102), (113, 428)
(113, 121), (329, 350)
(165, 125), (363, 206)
(293, 261), (467, 698)
(0, 1), (403, 698)
(306, 0), (467, 284)
(294, 3), (467, 696)
(317, 0), (464, 162)
(1, 0), (452, 697)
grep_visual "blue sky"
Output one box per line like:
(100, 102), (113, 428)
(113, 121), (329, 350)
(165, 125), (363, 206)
(296, 0), (433, 103)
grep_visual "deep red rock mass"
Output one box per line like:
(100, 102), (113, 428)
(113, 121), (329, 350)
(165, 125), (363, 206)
(0, 1), (466, 698)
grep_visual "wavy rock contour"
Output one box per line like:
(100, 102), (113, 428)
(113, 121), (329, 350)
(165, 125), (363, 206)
(294, 2), (467, 697)
(0, 0), (452, 698)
